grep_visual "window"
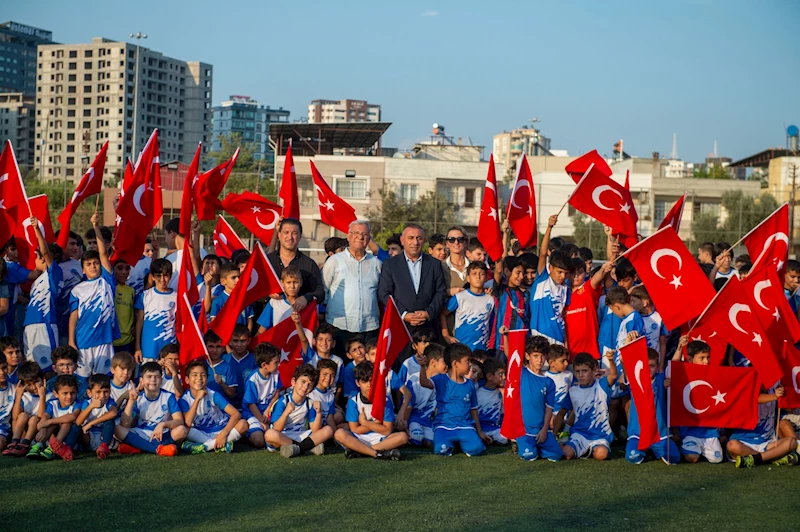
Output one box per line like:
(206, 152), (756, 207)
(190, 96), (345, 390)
(335, 179), (367, 199)
(654, 200), (668, 226)
(464, 188), (477, 208)
(69, 50), (77, 58)
(693, 202), (720, 218)
(400, 184), (418, 204)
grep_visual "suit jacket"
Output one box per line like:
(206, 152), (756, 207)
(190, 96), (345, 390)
(378, 253), (447, 333)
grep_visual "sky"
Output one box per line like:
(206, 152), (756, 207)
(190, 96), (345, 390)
(7, 0), (800, 163)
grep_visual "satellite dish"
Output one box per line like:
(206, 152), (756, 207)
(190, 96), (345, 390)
(432, 123), (439, 129)
(788, 125), (799, 137)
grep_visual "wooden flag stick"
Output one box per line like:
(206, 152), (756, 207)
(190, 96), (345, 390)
(94, 191), (102, 213)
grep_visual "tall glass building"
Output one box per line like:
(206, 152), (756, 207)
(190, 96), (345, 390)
(0, 21), (54, 95)
(212, 95), (290, 163)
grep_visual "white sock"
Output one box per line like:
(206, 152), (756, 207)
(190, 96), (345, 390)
(228, 428), (242, 443)
(187, 428), (208, 445)
(203, 439), (216, 451)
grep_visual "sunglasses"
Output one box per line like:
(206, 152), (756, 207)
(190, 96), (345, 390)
(447, 237), (467, 243)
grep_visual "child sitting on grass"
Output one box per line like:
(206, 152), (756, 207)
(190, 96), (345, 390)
(74, 373), (118, 459)
(3, 361), (46, 457)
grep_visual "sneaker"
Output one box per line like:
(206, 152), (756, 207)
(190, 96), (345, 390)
(26, 442), (45, 460)
(773, 451), (799, 466)
(735, 455), (755, 469)
(96, 443), (110, 460)
(215, 442), (233, 454)
(344, 448), (360, 459)
(374, 449), (401, 460)
(386, 449), (402, 461)
(2, 442), (19, 456)
(181, 441), (206, 455)
(310, 443), (325, 456)
(280, 444), (300, 458)
(556, 431), (570, 443)
(39, 446), (56, 461)
(10, 442), (30, 457)
(156, 444), (178, 457)
(117, 443), (141, 455)
(49, 436), (74, 461)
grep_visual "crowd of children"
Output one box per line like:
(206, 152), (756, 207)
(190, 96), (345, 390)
(0, 211), (799, 469)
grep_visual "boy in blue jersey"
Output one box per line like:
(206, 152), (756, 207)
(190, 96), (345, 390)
(158, 344), (184, 399)
(133, 258), (176, 364)
(267, 364), (334, 458)
(476, 358), (507, 444)
(556, 351), (618, 460)
(55, 231), (84, 347)
(209, 263), (254, 330)
(630, 286), (669, 366)
(625, 346), (679, 465)
(45, 346), (88, 400)
(69, 213), (119, 378)
(225, 324), (257, 409)
(529, 215), (571, 345)
(309, 359), (341, 429)
(297, 321), (344, 398)
(341, 336), (366, 401)
(115, 361), (187, 457)
(442, 262), (495, 350)
(419, 343), (491, 457)
(0, 354), (13, 452)
(110, 351), (137, 408)
(204, 330), (238, 401)
(23, 219), (63, 372)
(242, 342), (283, 449)
(3, 362), (45, 456)
(334, 361), (408, 459)
(0, 336), (22, 385)
(74, 373), (118, 459)
(517, 336), (564, 461)
(256, 266), (302, 335)
(27, 374), (80, 460)
(180, 359), (248, 454)
(398, 329), (433, 384)
(545, 344), (573, 439)
(397, 344), (445, 447)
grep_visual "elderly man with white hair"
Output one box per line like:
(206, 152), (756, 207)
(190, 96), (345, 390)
(322, 220), (382, 350)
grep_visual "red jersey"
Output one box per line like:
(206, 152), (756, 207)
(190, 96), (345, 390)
(564, 281), (601, 360)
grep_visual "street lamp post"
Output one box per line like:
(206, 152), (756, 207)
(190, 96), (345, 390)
(129, 32), (147, 163)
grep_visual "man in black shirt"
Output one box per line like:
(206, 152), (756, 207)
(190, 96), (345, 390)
(266, 218), (325, 311)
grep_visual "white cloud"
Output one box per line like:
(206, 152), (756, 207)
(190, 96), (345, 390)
(421, 10), (439, 17)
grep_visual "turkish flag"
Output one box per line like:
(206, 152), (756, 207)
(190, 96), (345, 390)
(658, 193), (686, 233)
(178, 293), (210, 384)
(624, 227), (716, 330)
(112, 130), (162, 267)
(500, 329), (527, 440)
(175, 239), (200, 345)
(565, 149), (612, 184)
(252, 304), (318, 385)
(209, 242), (282, 345)
(692, 275), (783, 388)
(567, 166), (637, 238)
(477, 154), (503, 261)
(195, 148), (238, 221)
(669, 361), (759, 429)
(57, 141), (107, 248)
(779, 341), (800, 409)
(11, 195), (56, 270)
(506, 154), (537, 247)
(179, 143), (202, 242)
(279, 141), (300, 220)
(620, 337), (659, 450)
(685, 320), (727, 366)
(310, 161), (357, 234)
(742, 203), (789, 275)
(221, 191), (282, 245)
(0, 140), (31, 244)
(121, 158), (134, 194)
(213, 215), (247, 259)
(369, 296), (412, 421)
(741, 260), (800, 355)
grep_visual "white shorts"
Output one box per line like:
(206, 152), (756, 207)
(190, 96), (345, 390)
(76, 343), (114, 378)
(486, 428), (509, 445)
(188, 427), (224, 442)
(247, 416), (267, 434)
(781, 413), (800, 431)
(408, 421), (434, 445)
(24, 323), (58, 369)
(681, 436), (723, 463)
(353, 431), (387, 447)
(567, 433), (610, 458)
(283, 429), (312, 443)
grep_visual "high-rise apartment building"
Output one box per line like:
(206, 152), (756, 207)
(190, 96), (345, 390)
(0, 92), (35, 167)
(212, 95), (289, 163)
(34, 37), (212, 181)
(493, 127), (552, 178)
(308, 99), (380, 123)
(0, 21), (54, 95)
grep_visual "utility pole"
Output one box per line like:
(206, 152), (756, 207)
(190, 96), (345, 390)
(129, 32), (147, 162)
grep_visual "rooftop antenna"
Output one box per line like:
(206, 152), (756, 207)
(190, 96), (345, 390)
(671, 133), (678, 160)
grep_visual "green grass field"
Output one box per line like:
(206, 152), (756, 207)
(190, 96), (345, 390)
(1, 444), (794, 531)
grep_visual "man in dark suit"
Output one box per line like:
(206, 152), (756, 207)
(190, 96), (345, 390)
(378, 224), (447, 356)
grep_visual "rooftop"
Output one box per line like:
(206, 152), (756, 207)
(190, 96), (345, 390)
(269, 122), (392, 156)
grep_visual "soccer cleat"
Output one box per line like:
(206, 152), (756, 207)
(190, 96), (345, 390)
(386, 449), (402, 461)
(49, 436), (74, 461)
(96, 443), (110, 460)
(215, 442), (233, 454)
(117, 443), (141, 455)
(26, 442), (45, 460)
(180, 441), (206, 455)
(772, 452), (799, 466)
(556, 432), (570, 443)
(280, 444), (300, 458)
(374, 449), (401, 460)
(2, 442), (20, 456)
(344, 448), (360, 459)
(156, 444), (178, 457)
(310, 443), (325, 456)
(39, 446), (56, 461)
(735, 455), (755, 469)
(9, 442), (30, 457)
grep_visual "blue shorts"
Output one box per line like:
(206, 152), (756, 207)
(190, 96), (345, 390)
(626, 436), (679, 464)
(516, 432), (563, 461)
(0, 424), (9, 439)
(433, 427), (485, 457)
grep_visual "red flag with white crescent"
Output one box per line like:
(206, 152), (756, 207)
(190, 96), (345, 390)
(251, 304), (318, 385)
(310, 161), (357, 234)
(506, 154), (537, 248)
(658, 193), (686, 233)
(178, 293), (211, 385)
(620, 336), (659, 450)
(500, 329), (527, 440)
(742, 203), (789, 276)
(221, 191), (282, 245)
(477, 154), (503, 261)
(279, 140), (300, 220)
(195, 148), (238, 221)
(11, 195), (55, 270)
(565, 149), (613, 184)
(213, 215), (247, 259)
(57, 141), (107, 248)
(369, 296), (411, 422)
(568, 165), (637, 239)
(779, 341), (800, 409)
(740, 259), (800, 355)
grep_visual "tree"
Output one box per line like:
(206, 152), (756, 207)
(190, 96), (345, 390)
(692, 165), (732, 179)
(364, 187), (460, 247)
(205, 133), (257, 172)
(571, 214), (607, 260)
(690, 190), (780, 248)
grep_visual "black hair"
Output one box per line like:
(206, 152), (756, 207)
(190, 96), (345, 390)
(280, 265), (303, 282)
(345, 335), (365, 353)
(786, 260), (800, 275)
(278, 217), (303, 235)
(293, 363), (319, 386)
(140, 361), (162, 376)
(428, 233), (445, 248)
(482, 358), (505, 377)
(734, 254), (750, 265)
(504, 256), (521, 272)
(572, 353), (598, 370)
(219, 262), (240, 278)
(614, 257), (637, 281)
(204, 330), (222, 344)
(698, 241), (715, 257)
(354, 360), (373, 382)
(467, 237), (485, 253)
(443, 343), (472, 367)
(738, 262), (752, 275)
(44, 243), (63, 264)
(113, 259), (130, 268)
(686, 340), (711, 359)
(548, 250), (572, 271)
(314, 322), (336, 338)
(578, 247), (593, 262)
(51, 345), (79, 364)
(165, 217), (181, 236)
(185, 358), (208, 376)
(159, 343), (180, 359)
(53, 374), (78, 393)
(570, 257), (586, 273)
(605, 286), (631, 306)
(81, 249), (100, 266)
(365, 339), (378, 353)
(713, 278), (728, 292)
(548, 237), (564, 252)
(386, 233), (401, 248)
(423, 343), (444, 361)
(518, 252), (538, 270)
(560, 243), (579, 259)
(714, 242), (732, 259)
(630, 284), (651, 303)
(525, 335), (551, 357)
(0, 336), (21, 353)
(232, 324), (251, 339)
(471, 349), (489, 362)
(149, 258), (173, 276)
(647, 348), (659, 362)
(466, 261), (487, 275)
(324, 237), (347, 255)
(18, 361), (43, 383)
(231, 249), (251, 266)
(547, 344), (569, 362)
(317, 358), (338, 375)
(88, 373), (111, 390)
(254, 342), (281, 366)
(203, 254), (221, 268)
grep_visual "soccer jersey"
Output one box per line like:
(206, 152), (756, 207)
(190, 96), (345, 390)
(46, 375), (88, 400)
(476, 384), (503, 432)
(69, 268), (119, 349)
(179, 389), (232, 432)
(110, 380), (135, 405)
(242, 370), (283, 418)
(730, 388), (777, 446)
(135, 288), (177, 361)
(126, 256), (152, 296)
(715, 268), (737, 280)
(342, 361), (359, 398)
(206, 358), (239, 398)
(209, 290), (253, 325)
(308, 386), (336, 424)
(628, 372), (668, 439)
(78, 398), (117, 433)
(528, 272), (570, 344)
(545, 370), (573, 412)
(113, 284), (136, 347)
(520, 368), (556, 434)
(161, 375), (178, 395)
(132, 390), (180, 430)
(564, 281), (601, 358)
(492, 286), (528, 350)
(255, 296), (293, 330)
(398, 355), (423, 384)
(562, 378), (613, 442)
(446, 289), (495, 350)
(304, 349), (344, 385)
(271, 392), (317, 433)
(430, 373), (478, 430)
(45, 398), (78, 418)
(224, 352), (258, 406)
(57, 259), (84, 334)
(20, 391), (46, 415)
(346, 393), (394, 427)
(24, 262), (63, 327)
(0, 383), (15, 427)
(405, 374), (436, 427)
(640, 310), (668, 351)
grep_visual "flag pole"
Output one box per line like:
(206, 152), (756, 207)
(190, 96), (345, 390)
(558, 163), (595, 217)
(666, 361), (671, 465)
